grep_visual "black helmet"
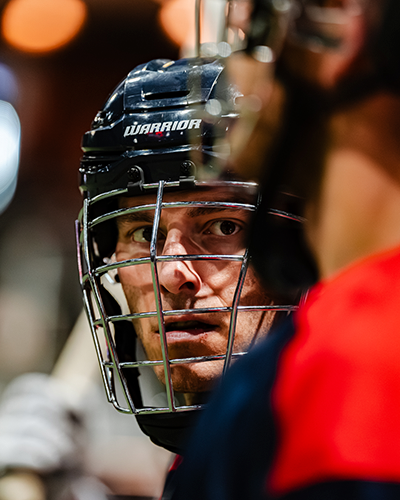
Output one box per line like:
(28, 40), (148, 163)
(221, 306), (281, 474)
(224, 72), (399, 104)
(76, 57), (298, 454)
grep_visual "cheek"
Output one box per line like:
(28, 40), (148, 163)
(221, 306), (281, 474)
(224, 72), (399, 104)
(118, 265), (155, 312)
(239, 270), (271, 306)
(199, 261), (242, 295)
(234, 309), (275, 350)
(234, 271), (275, 346)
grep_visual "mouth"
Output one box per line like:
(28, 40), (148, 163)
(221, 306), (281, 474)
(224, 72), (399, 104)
(159, 320), (218, 338)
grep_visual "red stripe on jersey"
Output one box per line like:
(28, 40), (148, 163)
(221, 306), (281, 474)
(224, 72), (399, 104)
(267, 245), (400, 496)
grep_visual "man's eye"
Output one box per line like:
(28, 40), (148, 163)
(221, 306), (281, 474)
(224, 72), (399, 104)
(132, 226), (153, 243)
(208, 220), (240, 236)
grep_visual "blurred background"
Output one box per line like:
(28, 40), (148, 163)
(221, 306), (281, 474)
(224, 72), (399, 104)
(0, 0), (199, 385)
(0, 1), (204, 497)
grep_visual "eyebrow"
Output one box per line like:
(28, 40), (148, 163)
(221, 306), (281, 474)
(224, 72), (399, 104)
(117, 212), (154, 227)
(186, 195), (254, 218)
(117, 195), (254, 226)
(186, 205), (246, 218)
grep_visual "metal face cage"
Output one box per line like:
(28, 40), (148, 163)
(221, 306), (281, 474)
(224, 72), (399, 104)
(77, 179), (298, 416)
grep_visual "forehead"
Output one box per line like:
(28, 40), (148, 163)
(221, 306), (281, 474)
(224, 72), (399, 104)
(118, 186), (256, 210)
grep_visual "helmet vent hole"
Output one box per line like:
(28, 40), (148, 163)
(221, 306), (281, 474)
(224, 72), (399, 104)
(144, 90), (190, 100)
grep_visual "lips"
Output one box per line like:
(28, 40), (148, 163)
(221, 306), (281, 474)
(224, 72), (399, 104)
(165, 320), (217, 335)
(155, 318), (219, 341)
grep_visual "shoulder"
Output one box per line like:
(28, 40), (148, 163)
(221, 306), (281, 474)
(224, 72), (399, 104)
(294, 245), (400, 363)
(304, 244), (400, 326)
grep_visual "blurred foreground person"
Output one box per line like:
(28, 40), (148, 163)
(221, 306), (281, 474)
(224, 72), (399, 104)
(172, 0), (400, 499)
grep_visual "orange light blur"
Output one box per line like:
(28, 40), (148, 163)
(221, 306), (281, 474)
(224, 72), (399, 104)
(2, 0), (87, 54)
(158, 0), (196, 52)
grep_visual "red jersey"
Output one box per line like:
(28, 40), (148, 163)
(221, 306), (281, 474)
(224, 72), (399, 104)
(269, 244), (400, 495)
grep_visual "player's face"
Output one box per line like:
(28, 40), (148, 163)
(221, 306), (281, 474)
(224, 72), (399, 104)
(115, 187), (274, 399)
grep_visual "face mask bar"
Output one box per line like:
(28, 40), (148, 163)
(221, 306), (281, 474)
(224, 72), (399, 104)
(76, 180), (299, 415)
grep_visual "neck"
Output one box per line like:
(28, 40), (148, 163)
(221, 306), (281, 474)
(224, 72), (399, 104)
(305, 92), (400, 279)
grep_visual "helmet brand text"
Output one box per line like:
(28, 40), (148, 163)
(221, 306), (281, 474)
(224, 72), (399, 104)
(124, 119), (202, 137)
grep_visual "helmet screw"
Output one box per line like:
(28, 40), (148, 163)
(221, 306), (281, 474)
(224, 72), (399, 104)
(128, 166), (141, 182)
(181, 161), (195, 175)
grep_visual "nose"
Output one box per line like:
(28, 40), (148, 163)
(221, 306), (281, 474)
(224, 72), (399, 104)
(158, 229), (202, 295)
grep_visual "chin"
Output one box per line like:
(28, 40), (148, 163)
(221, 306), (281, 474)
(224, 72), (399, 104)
(155, 361), (224, 394)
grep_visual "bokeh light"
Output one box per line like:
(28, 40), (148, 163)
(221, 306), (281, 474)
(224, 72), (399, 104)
(0, 100), (20, 214)
(159, 0), (196, 53)
(159, 0), (230, 57)
(2, 0), (87, 54)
